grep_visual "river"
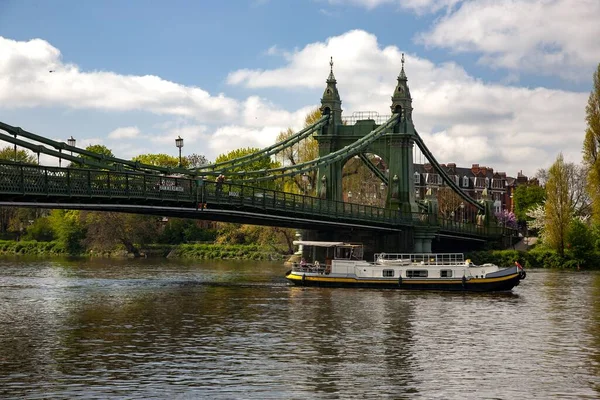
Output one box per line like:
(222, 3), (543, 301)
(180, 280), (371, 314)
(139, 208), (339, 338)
(0, 257), (599, 399)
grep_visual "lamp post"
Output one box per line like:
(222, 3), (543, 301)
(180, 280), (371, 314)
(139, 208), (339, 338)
(348, 191), (352, 202)
(67, 136), (76, 157)
(460, 201), (465, 224)
(175, 136), (184, 167)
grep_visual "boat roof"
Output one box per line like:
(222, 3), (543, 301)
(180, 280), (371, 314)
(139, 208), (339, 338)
(293, 241), (361, 247)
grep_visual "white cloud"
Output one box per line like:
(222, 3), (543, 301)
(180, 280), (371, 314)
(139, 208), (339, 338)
(108, 126), (141, 139)
(227, 29), (588, 176)
(416, 0), (600, 80)
(0, 36), (239, 122)
(326, 0), (462, 13)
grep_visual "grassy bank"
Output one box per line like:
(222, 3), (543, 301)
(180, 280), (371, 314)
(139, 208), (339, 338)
(0, 240), (67, 256)
(0, 240), (287, 261)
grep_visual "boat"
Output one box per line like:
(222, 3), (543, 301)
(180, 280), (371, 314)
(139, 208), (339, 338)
(285, 241), (526, 292)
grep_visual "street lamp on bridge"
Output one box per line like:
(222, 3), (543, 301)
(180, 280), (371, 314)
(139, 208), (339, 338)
(175, 136), (184, 167)
(67, 136), (76, 157)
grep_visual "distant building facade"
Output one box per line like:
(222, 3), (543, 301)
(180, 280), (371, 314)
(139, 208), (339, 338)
(414, 163), (537, 214)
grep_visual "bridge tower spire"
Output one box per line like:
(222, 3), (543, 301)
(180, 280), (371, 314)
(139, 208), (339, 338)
(320, 57), (343, 130)
(387, 53), (418, 214)
(317, 57), (344, 203)
(390, 53), (413, 123)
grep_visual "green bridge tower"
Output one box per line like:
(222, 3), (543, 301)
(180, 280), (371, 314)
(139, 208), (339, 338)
(314, 55), (437, 252)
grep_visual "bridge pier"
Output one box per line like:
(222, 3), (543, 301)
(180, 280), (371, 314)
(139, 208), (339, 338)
(413, 226), (439, 253)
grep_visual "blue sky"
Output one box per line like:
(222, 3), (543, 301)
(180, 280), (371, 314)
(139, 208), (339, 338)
(1, 0), (599, 176)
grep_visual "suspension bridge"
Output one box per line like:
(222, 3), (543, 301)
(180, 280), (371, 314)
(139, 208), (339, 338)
(0, 56), (512, 253)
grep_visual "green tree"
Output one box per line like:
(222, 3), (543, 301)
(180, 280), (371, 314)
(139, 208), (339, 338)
(545, 154), (572, 257)
(0, 146), (37, 163)
(583, 63), (600, 224)
(132, 153), (189, 168)
(513, 184), (546, 222)
(565, 218), (594, 266)
(82, 212), (159, 256)
(275, 108), (321, 195)
(0, 147), (38, 237)
(186, 153), (209, 168)
(48, 210), (86, 254)
(71, 144), (115, 168)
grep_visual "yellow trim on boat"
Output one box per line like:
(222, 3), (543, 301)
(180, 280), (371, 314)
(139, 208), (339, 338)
(286, 273), (519, 284)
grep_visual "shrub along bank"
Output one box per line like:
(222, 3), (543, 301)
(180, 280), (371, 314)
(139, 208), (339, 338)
(467, 248), (600, 269)
(0, 240), (286, 260)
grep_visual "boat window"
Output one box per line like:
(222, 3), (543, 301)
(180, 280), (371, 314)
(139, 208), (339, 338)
(440, 270), (453, 278)
(382, 269), (394, 277)
(406, 270), (428, 278)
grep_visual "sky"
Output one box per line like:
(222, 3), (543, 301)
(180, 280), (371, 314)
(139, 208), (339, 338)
(0, 0), (599, 178)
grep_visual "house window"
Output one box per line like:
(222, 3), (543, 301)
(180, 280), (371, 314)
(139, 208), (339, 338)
(383, 269), (394, 277)
(406, 270), (428, 278)
(414, 172), (420, 184)
(462, 176), (469, 187)
(440, 270), (453, 278)
(426, 173), (441, 185)
(454, 175), (460, 186)
(492, 179), (503, 189)
(473, 177), (486, 188)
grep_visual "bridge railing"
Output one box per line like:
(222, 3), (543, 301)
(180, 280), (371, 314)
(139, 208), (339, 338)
(0, 161), (505, 236)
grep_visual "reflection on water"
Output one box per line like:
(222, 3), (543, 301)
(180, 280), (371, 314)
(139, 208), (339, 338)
(0, 258), (599, 399)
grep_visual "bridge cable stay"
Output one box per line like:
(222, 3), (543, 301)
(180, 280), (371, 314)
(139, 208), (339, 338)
(0, 121), (180, 175)
(357, 153), (388, 186)
(0, 131), (130, 172)
(230, 114), (399, 182)
(412, 131), (484, 211)
(196, 115), (330, 173)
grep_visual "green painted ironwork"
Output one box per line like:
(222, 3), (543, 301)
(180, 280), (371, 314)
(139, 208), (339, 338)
(0, 161), (507, 238)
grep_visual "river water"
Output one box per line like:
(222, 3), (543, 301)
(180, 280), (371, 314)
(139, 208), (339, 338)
(0, 257), (599, 399)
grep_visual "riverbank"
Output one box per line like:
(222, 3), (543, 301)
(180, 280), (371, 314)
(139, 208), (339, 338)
(0, 240), (287, 260)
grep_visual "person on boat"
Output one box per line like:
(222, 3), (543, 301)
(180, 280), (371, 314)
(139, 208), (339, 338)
(300, 258), (306, 269)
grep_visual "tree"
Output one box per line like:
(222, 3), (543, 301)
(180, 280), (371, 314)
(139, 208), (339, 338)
(132, 153), (189, 168)
(513, 184), (546, 222)
(186, 153), (209, 168)
(0, 146), (38, 237)
(71, 144), (114, 168)
(583, 62), (600, 224)
(545, 154), (572, 256)
(565, 218), (594, 265)
(0, 146), (37, 163)
(275, 108), (321, 195)
(82, 212), (159, 256)
(48, 210), (86, 254)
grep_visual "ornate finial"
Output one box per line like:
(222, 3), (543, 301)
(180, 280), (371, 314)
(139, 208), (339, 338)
(399, 53), (407, 79)
(327, 56), (336, 83)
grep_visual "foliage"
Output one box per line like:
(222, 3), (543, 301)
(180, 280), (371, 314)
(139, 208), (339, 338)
(82, 212), (159, 257)
(186, 153), (209, 168)
(0, 146), (38, 163)
(495, 210), (518, 229)
(73, 144), (114, 168)
(545, 154), (572, 257)
(132, 153), (189, 168)
(583, 63), (600, 224)
(23, 217), (55, 242)
(215, 147), (281, 191)
(565, 218), (594, 264)
(513, 184), (546, 222)
(215, 223), (295, 254)
(0, 240), (66, 255)
(169, 243), (285, 260)
(48, 210), (86, 255)
(275, 108), (321, 195)
(158, 218), (217, 244)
